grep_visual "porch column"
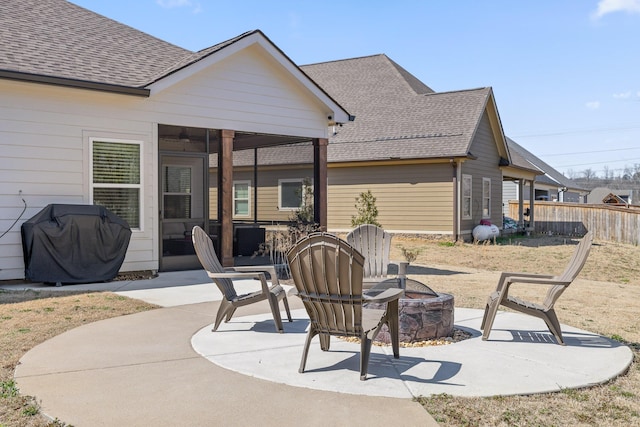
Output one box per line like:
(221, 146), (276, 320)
(220, 129), (235, 267)
(528, 180), (535, 231)
(313, 138), (328, 231)
(518, 179), (525, 229)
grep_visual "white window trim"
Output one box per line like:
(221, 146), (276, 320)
(89, 137), (144, 231)
(278, 178), (312, 211)
(482, 177), (491, 219)
(462, 174), (472, 220)
(233, 180), (251, 218)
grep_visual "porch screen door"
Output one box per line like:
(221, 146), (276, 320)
(160, 154), (206, 271)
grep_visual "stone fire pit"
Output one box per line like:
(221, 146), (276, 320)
(366, 278), (454, 344)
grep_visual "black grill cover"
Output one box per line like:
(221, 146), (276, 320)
(21, 204), (132, 284)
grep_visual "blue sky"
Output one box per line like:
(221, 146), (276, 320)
(70, 0), (640, 179)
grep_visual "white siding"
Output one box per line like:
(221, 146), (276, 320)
(0, 45), (334, 280)
(502, 181), (519, 216)
(147, 45), (331, 139)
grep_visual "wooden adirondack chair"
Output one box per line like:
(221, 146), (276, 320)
(346, 224), (395, 288)
(480, 231), (593, 345)
(287, 232), (403, 380)
(191, 226), (292, 333)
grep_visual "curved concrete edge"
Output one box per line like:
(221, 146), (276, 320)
(192, 308), (634, 398)
(14, 301), (438, 427)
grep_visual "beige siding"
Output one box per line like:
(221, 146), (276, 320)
(210, 162), (455, 234)
(460, 111), (504, 233)
(208, 167), (314, 223)
(327, 164), (454, 233)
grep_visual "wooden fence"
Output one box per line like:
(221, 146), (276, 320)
(508, 201), (640, 245)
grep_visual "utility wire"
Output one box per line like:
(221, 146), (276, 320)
(540, 147), (640, 157)
(555, 157), (640, 169)
(512, 124), (640, 138)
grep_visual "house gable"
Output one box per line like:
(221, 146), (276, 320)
(148, 31), (351, 126)
(147, 43), (340, 138)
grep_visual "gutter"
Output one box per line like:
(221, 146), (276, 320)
(0, 70), (150, 97)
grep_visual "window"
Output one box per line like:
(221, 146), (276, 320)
(482, 178), (491, 218)
(462, 174), (472, 219)
(233, 181), (250, 217)
(163, 165), (192, 219)
(279, 178), (312, 210)
(91, 139), (142, 229)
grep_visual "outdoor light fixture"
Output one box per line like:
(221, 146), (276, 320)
(178, 127), (190, 143)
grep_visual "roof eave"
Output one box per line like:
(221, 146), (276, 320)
(0, 70), (150, 97)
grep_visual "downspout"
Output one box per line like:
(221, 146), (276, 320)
(452, 159), (460, 241)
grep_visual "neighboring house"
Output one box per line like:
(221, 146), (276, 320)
(0, 0), (351, 280)
(209, 54), (540, 240)
(502, 138), (588, 216)
(301, 55), (540, 239)
(587, 187), (638, 206)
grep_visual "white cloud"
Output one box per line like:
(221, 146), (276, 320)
(156, 0), (202, 13)
(586, 101), (601, 110)
(592, 0), (640, 19)
(613, 92), (632, 98)
(157, 0), (191, 7)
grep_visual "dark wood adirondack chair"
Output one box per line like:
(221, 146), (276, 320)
(287, 232), (403, 380)
(192, 226), (292, 333)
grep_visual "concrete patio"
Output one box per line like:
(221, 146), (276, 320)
(5, 270), (634, 426)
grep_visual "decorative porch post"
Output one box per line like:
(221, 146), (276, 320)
(313, 138), (328, 231)
(220, 129), (235, 267)
(528, 179), (535, 231)
(518, 179), (525, 230)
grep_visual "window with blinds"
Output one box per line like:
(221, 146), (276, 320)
(482, 177), (491, 218)
(233, 181), (250, 217)
(91, 139), (142, 228)
(462, 174), (472, 219)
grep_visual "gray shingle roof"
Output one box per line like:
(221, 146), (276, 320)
(301, 55), (493, 162)
(0, 0), (194, 87)
(506, 138), (586, 191)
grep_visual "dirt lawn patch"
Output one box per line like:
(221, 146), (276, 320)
(1, 233), (639, 426)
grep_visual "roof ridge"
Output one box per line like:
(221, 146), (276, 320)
(384, 56), (435, 95)
(301, 53), (386, 68)
(145, 30), (259, 85)
(423, 87), (491, 97)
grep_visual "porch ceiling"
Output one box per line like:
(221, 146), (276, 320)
(158, 125), (311, 151)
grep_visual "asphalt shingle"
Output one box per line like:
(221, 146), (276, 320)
(0, 0), (191, 87)
(301, 55), (492, 162)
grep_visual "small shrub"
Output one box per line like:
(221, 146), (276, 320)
(397, 245), (423, 263)
(611, 334), (626, 342)
(351, 190), (381, 227)
(22, 404), (39, 416)
(0, 380), (19, 398)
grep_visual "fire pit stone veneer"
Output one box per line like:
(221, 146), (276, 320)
(366, 278), (455, 344)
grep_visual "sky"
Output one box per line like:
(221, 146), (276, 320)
(69, 0), (640, 179)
